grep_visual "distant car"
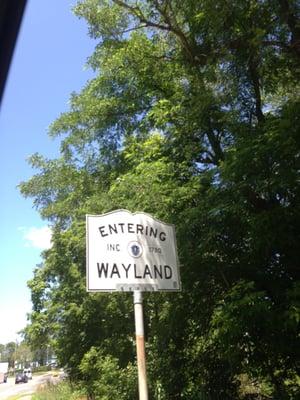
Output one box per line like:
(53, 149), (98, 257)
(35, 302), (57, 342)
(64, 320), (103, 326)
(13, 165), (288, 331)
(15, 372), (28, 384)
(0, 372), (8, 383)
(23, 368), (32, 379)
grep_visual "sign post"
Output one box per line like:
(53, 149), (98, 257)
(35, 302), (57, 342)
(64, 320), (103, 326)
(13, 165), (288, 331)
(134, 291), (148, 400)
(86, 210), (181, 399)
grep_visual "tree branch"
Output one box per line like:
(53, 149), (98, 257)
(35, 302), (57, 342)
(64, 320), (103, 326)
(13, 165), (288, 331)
(112, 0), (199, 65)
(248, 55), (265, 124)
(206, 117), (225, 165)
(206, 130), (225, 165)
(278, 0), (300, 58)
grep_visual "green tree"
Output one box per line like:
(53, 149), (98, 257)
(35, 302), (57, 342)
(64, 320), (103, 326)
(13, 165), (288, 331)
(5, 342), (17, 369)
(20, 1), (300, 399)
(15, 342), (33, 367)
(0, 344), (5, 361)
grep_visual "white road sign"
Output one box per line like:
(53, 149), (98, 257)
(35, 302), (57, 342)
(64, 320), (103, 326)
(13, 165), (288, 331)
(86, 210), (181, 292)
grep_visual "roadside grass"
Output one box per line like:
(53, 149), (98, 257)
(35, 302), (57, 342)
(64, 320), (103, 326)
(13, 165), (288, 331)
(31, 381), (86, 400)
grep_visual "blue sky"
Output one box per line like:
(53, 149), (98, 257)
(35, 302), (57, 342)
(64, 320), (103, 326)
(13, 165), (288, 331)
(0, 0), (95, 344)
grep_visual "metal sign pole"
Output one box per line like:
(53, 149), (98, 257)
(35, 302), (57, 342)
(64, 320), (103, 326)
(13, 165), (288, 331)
(134, 291), (149, 400)
(87, 211), (181, 398)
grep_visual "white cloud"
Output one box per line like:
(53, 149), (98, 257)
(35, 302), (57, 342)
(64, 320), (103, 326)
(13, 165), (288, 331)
(0, 300), (31, 344)
(20, 226), (52, 250)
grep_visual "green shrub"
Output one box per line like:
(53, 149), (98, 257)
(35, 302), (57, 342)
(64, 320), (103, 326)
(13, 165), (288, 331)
(79, 347), (137, 400)
(32, 381), (85, 400)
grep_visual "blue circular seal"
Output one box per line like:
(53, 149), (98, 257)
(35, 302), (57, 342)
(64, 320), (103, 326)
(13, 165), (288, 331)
(127, 241), (143, 258)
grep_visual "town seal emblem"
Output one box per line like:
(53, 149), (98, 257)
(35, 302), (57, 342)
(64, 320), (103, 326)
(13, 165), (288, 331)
(127, 241), (143, 258)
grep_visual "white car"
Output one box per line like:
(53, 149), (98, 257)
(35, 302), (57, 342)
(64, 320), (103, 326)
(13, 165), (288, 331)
(23, 368), (32, 380)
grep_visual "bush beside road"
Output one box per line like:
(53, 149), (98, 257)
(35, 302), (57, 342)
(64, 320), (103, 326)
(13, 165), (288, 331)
(32, 381), (86, 400)
(0, 371), (66, 400)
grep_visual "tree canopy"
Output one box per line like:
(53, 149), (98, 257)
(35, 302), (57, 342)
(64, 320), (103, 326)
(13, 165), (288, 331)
(20, 1), (299, 399)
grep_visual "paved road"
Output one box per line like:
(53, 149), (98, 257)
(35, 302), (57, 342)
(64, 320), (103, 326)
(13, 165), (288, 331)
(0, 372), (55, 399)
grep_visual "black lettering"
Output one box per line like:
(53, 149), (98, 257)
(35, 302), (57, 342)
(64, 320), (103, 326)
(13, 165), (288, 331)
(128, 223), (134, 233)
(119, 223), (125, 233)
(136, 224), (144, 235)
(143, 264), (153, 279)
(159, 231), (166, 241)
(164, 265), (172, 279)
(108, 224), (118, 234)
(107, 244), (121, 251)
(110, 263), (121, 278)
(99, 226), (108, 237)
(122, 263), (131, 278)
(99, 222), (166, 245)
(97, 262), (109, 278)
(149, 227), (158, 238)
(153, 264), (163, 279)
(134, 264), (142, 279)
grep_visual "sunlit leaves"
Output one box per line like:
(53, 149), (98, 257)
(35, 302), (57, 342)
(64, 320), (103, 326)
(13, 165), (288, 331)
(20, 0), (300, 398)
